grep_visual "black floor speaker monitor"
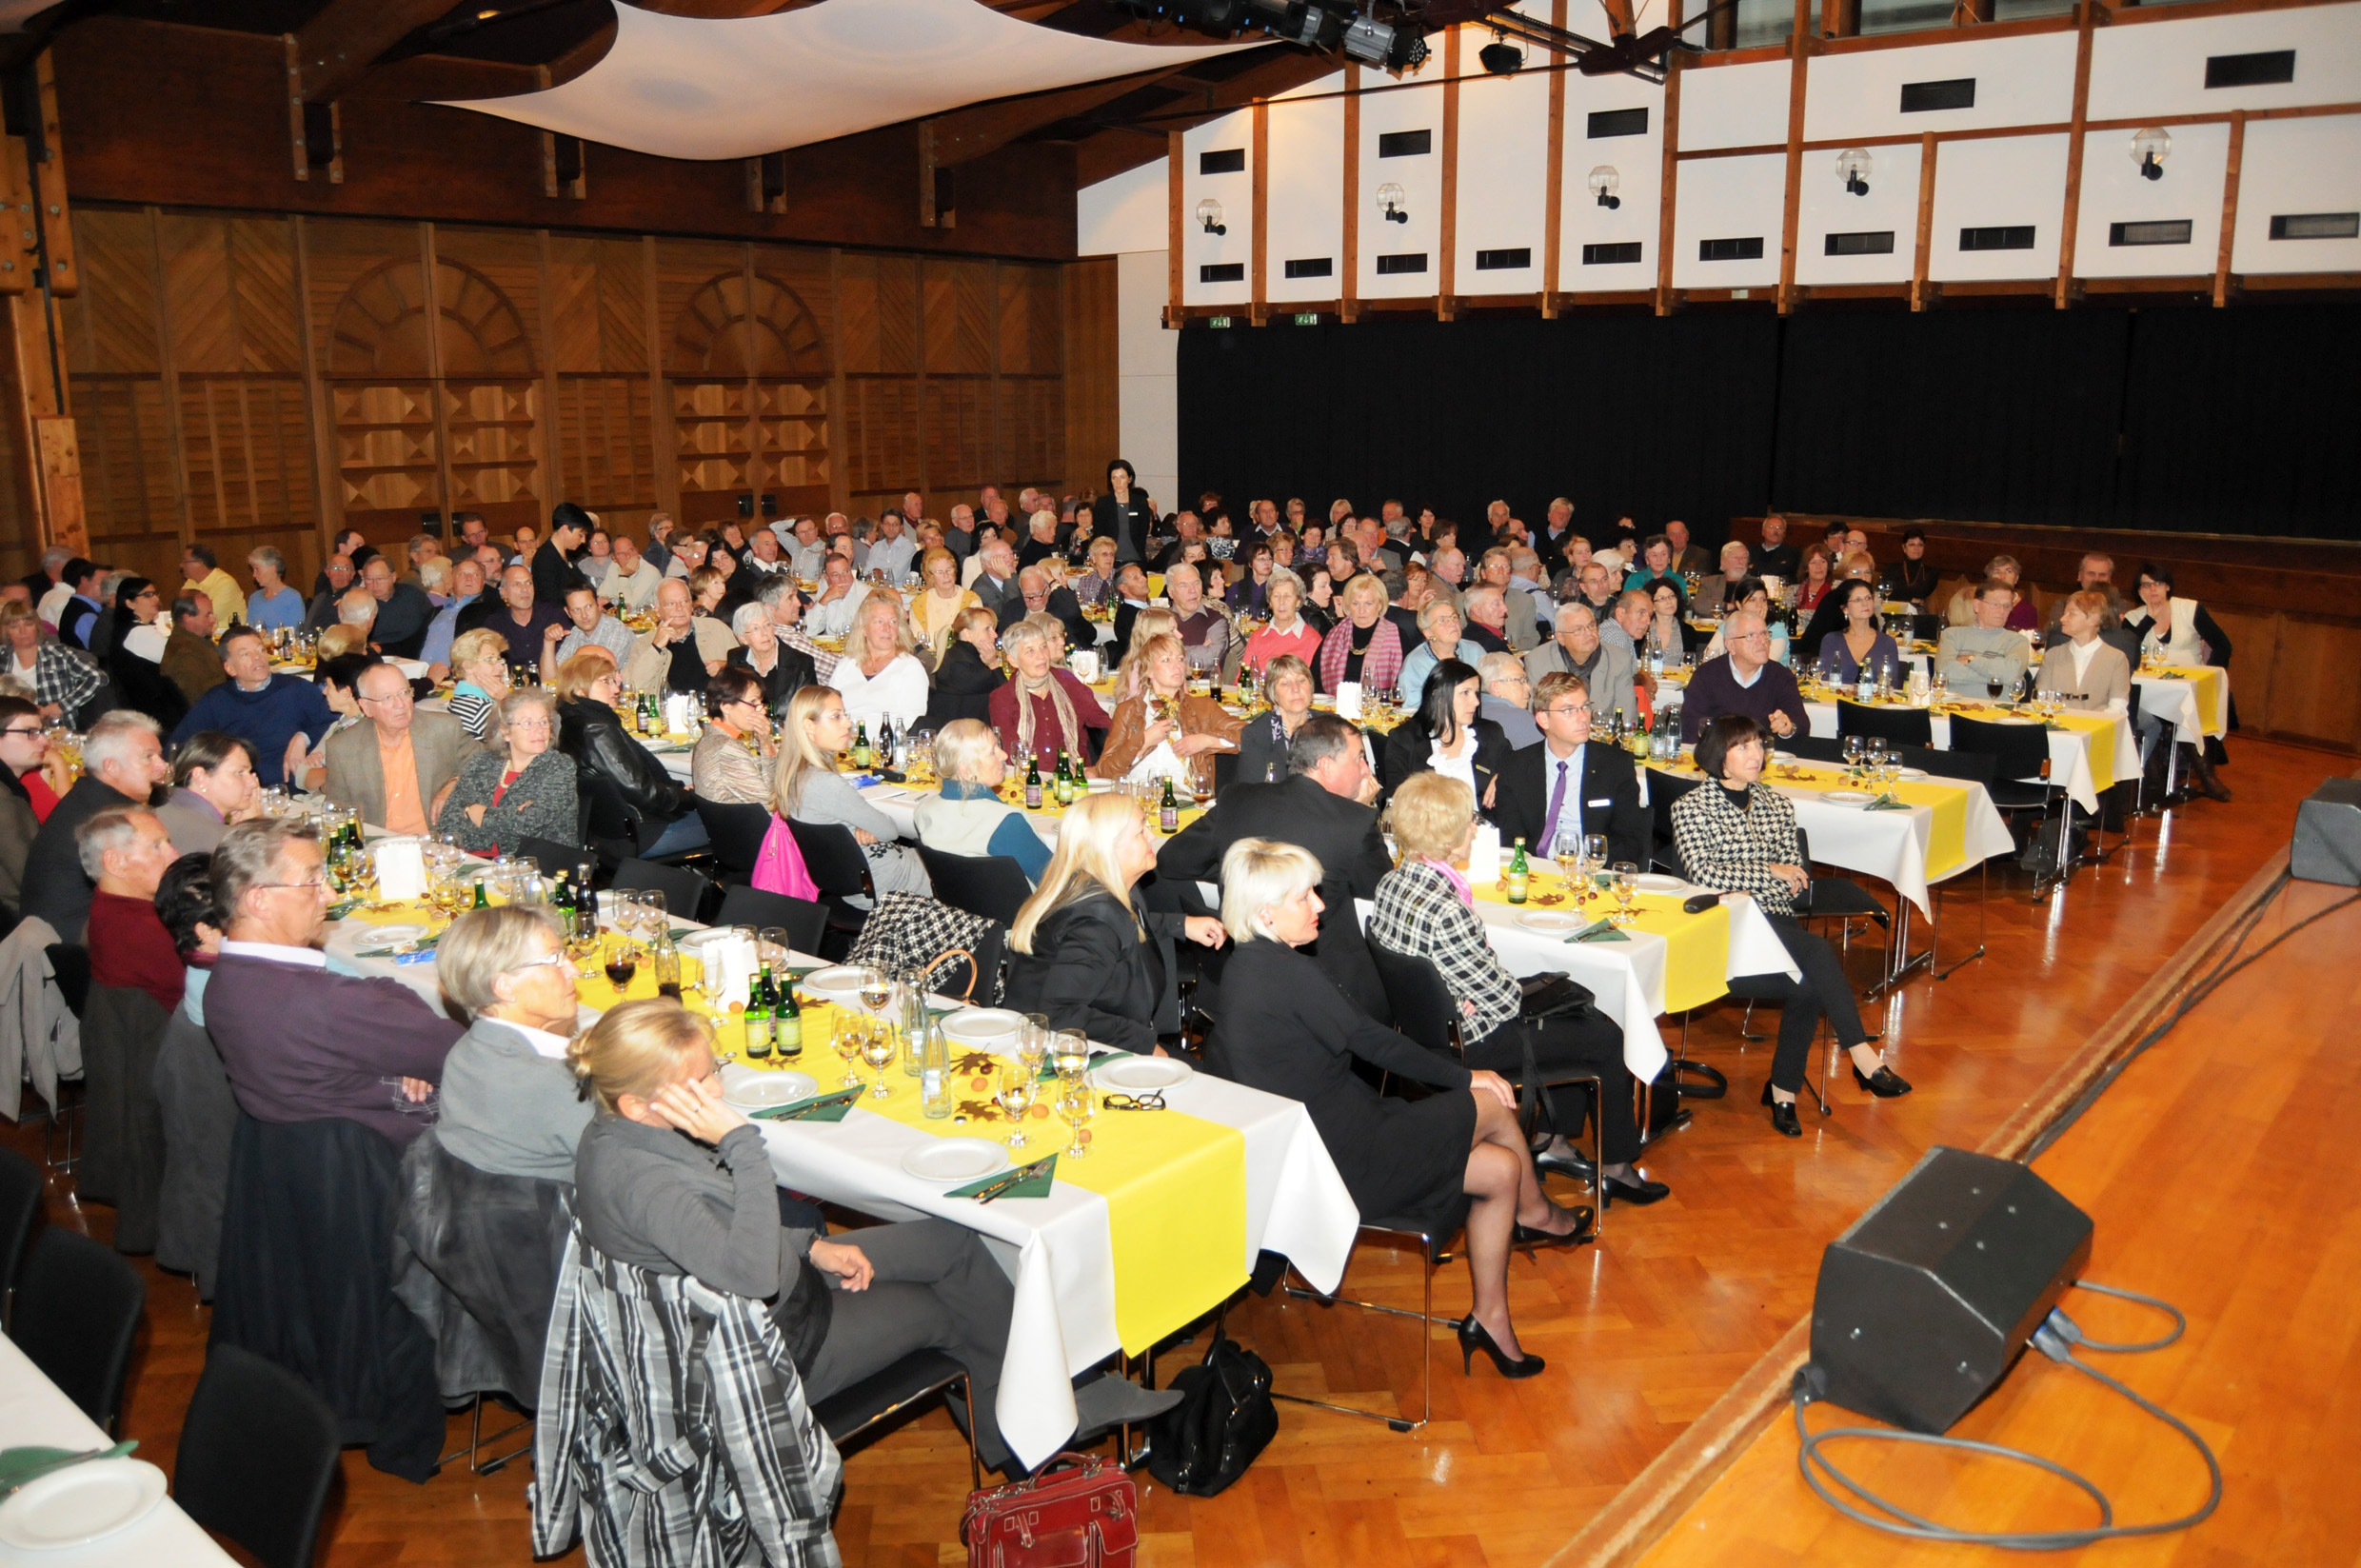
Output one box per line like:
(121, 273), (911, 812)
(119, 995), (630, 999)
(2292, 777), (2361, 886)
(1809, 1147), (2093, 1435)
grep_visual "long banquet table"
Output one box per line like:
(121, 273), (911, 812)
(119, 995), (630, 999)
(1794, 694), (2135, 814)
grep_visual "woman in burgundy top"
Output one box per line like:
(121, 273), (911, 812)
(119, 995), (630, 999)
(83, 805), (187, 1012)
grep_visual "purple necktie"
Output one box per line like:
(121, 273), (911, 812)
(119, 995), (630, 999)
(1541, 756), (1572, 850)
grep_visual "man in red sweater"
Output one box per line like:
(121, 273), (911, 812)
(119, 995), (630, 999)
(77, 805), (185, 1012)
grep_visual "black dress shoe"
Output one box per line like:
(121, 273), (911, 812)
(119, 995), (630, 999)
(1769, 1100), (1802, 1138)
(1852, 1063), (1913, 1098)
(1600, 1170), (1671, 1207)
(1512, 1205), (1595, 1249)
(1535, 1146), (1597, 1183)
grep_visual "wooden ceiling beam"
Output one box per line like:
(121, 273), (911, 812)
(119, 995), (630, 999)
(928, 65), (1200, 167)
(1073, 48), (1343, 185)
(291, 0), (461, 104)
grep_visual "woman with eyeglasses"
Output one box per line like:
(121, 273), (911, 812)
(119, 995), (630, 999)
(437, 686), (576, 856)
(556, 652), (705, 857)
(692, 665), (777, 806)
(431, 903), (593, 1182)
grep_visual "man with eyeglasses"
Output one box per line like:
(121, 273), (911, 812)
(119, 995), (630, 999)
(1493, 671), (1649, 868)
(325, 663), (477, 834)
(1477, 652), (1542, 750)
(1678, 609), (1807, 745)
(204, 817), (461, 1149)
(1526, 601), (1640, 730)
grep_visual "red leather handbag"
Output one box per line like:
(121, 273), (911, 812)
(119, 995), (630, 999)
(960, 1451), (1139, 1568)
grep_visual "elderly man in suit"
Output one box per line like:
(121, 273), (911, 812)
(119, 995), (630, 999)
(1663, 519), (1713, 577)
(1526, 600), (1641, 729)
(1475, 548), (1539, 651)
(324, 663), (478, 834)
(1936, 580), (2033, 696)
(1491, 671), (1649, 865)
(1692, 541), (1755, 617)
(21, 708), (172, 942)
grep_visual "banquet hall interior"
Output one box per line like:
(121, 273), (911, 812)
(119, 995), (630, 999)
(0, 0), (2357, 1563)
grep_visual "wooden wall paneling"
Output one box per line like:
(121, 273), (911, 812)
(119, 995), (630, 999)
(838, 250), (922, 513)
(306, 216), (448, 542)
(33, 53), (76, 300)
(1542, 0), (1569, 318)
(2250, 614), (2361, 752)
(31, 417), (84, 564)
(0, 137), (36, 296)
(827, 247), (849, 517)
(1439, 27), (1460, 322)
(0, 308), (34, 574)
(140, 207), (191, 565)
(640, 235), (677, 522)
(419, 223), (459, 541)
(430, 223), (547, 532)
(53, 207), (166, 560)
(922, 259), (996, 501)
(1061, 255), (1117, 505)
(657, 237), (758, 526)
(289, 214), (337, 566)
(745, 242), (835, 516)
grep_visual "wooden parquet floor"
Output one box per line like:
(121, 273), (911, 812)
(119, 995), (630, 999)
(8, 738), (2349, 1568)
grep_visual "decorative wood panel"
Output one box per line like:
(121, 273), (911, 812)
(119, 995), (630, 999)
(753, 379), (828, 494)
(58, 208), (158, 375)
(331, 380), (439, 522)
(70, 378), (175, 537)
(843, 374), (921, 498)
(923, 259), (994, 377)
(998, 264), (1062, 378)
(924, 376), (993, 490)
(178, 374), (313, 537)
(837, 253), (919, 376)
(442, 380), (541, 520)
(997, 375), (1065, 493)
(156, 214), (303, 375)
(546, 235), (649, 375)
(556, 374), (657, 508)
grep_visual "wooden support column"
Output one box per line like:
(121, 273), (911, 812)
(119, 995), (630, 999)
(421, 222), (457, 534)
(2054, 0), (2103, 309)
(2, 288), (78, 554)
(31, 54), (73, 298)
(1656, 46), (1684, 315)
(1341, 65), (1361, 325)
(1911, 132), (1938, 309)
(644, 235), (680, 522)
(142, 207), (193, 543)
(1541, 0), (1569, 317)
(1777, 0), (1815, 313)
(2213, 110), (2246, 308)
(291, 214), (343, 547)
(1439, 27), (1461, 321)
(1166, 129), (1184, 327)
(0, 139), (33, 296)
(1251, 98), (1269, 327)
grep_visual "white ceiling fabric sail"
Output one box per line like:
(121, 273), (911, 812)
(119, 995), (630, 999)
(437, 0), (1251, 162)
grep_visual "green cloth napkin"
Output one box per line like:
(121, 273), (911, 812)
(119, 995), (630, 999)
(0, 1441), (135, 1486)
(1865, 797), (1913, 812)
(1568, 919), (1630, 943)
(750, 1088), (861, 1123)
(947, 1153), (1058, 1200)
(325, 900), (359, 921)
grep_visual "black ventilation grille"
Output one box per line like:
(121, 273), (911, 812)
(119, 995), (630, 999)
(1960, 225), (2036, 251)
(2109, 220), (2193, 247)
(1583, 241), (1643, 265)
(1199, 263), (1245, 283)
(1475, 248), (1533, 270)
(1375, 252), (1429, 274)
(2270, 212), (2356, 240)
(1698, 236), (1765, 262)
(1900, 78), (1975, 113)
(1588, 108), (1649, 139)
(1378, 129), (1432, 157)
(1283, 257), (1334, 278)
(2206, 50), (2295, 89)
(1824, 230), (1895, 256)
(1199, 149), (1245, 174)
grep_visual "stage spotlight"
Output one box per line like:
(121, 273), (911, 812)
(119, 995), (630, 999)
(1341, 12), (1430, 69)
(1478, 36), (1524, 74)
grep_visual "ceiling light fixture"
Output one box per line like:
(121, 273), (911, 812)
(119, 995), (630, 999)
(1588, 166), (1620, 209)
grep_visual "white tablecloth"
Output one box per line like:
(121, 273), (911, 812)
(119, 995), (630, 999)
(1356, 889), (1796, 1083)
(2133, 669), (2230, 744)
(1799, 703), (2135, 814)
(0, 1338), (233, 1566)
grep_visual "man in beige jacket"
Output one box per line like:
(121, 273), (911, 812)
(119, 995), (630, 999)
(325, 664), (479, 834)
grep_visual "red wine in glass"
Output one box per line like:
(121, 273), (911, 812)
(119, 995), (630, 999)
(605, 958), (638, 990)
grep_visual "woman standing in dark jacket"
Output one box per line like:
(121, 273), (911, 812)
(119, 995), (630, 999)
(1379, 658), (1513, 809)
(552, 653), (706, 857)
(1003, 792), (1224, 1054)
(1204, 838), (1587, 1379)
(923, 607), (1007, 730)
(1092, 458), (1156, 566)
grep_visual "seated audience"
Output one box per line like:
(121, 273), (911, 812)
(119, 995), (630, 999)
(432, 904), (592, 1182)
(556, 653), (704, 856)
(1886, 528), (1939, 606)
(547, 585), (636, 668)
(907, 546), (978, 655)
(23, 709), (170, 942)
(1644, 579), (1698, 665)
(924, 606), (1005, 729)
(437, 686), (576, 856)
(421, 558), (486, 678)
(170, 625), (335, 788)
(1490, 672), (1647, 864)
(1672, 715), (1908, 1138)
(1527, 602), (1641, 729)
(1477, 651), (1539, 749)
(1693, 542), (1755, 617)
(327, 663), (475, 833)
(1005, 792), (1223, 1054)
(1162, 563), (1230, 674)
(1206, 837), (1587, 1379)
(1398, 598), (1483, 711)
(446, 627), (512, 742)
(1934, 580), (2032, 696)
(3, 600), (102, 726)
(154, 731), (260, 856)
(625, 578), (738, 697)
(1234, 653), (1319, 785)
(692, 666), (778, 806)
(2123, 562), (2234, 802)
(205, 817), (461, 1146)
(154, 851), (221, 1024)
(1240, 568), (1322, 676)
(988, 619), (1107, 773)
(2035, 591), (2132, 714)
(161, 593), (228, 706)
(912, 719), (1052, 884)
(1622, 535), (1678, 593)
(1702, 581), (1791, 668)
(829, 593), (927, 732)
(602, 534), (663, 612)
(1752, 514), (1800, 581)
(725, 602), (817, 719)
(1677, 611), (1807, 744)
(996, 566), (1090, 654)
(1793, 546), (1834, 618)
(245, 546), (306, 633)
(0, 695), (56, 907)
(1379, 657), (1510, 804)
(1091, 633), (1240, 784)
(80, 805), (186, 1011)
(1945, 554), (2037, 631)
(775, 685), (928, 901)
(358, 557), (436, 659)
(1813, 580), (1904, 685)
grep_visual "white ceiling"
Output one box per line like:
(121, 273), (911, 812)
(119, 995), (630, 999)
(439, 0), (1252, 162)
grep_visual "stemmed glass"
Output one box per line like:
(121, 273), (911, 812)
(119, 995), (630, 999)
(861, 1020), (899, 1098)
(1019, 1014), (1052, 1083)
(1842, 736), (1864, 775)
(1056, 1088), (1095, 1159)
(603, 934), (642, 994)
(1053, 1030), (1091, 1089)
(996, 1061), (1039, 1151)
(857, 966), (892, 1015)
(1608, 863), (1640, 928)
(831, 1013), (868, 1090)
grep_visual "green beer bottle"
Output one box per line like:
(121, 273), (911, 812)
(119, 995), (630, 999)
(1024, 756), (1042, 810)
(744, 968), (773, 1061)
(774, 975), (803, 1059)
(1159, 775), (1179, 834)
(1506, 838), (1530, 904)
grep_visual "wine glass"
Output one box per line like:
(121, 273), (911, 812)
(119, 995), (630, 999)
(1842, 735), (1864, 773)
(693, 943), (728, 1014)
(861, 1021), (899, 1098)
(759, 926), (792, 974)
(603, 935), (641, 994)
(831, 1013), (868, 1089)
(1056, 1088), (1095, 1159)
(996, 1062), (1039, 1151)
(857, 966), (892, 1015)
(1054, 1029), (1091, 1088)
(1609, 863), (1640, 928)
(1019, 1015), (1052, 1082)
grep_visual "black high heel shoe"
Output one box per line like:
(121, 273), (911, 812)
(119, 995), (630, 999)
(1853, 1062), (1913, 1097)
(1511, 1204), (1595, 1250)
(1458, 1315), (1547, 1379)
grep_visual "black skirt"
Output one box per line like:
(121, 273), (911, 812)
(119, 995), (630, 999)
(1348, 1091), (1476, 1223)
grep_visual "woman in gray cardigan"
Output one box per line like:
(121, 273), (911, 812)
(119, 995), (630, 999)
(436, 686), (578, 856)
(774, 685), (930, 903)
(431, 904), (591, 1182)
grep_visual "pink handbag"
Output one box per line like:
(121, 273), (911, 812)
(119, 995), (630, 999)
(750, 813), (820, 902)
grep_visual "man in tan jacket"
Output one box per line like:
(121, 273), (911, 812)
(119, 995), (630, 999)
(325, 664), (479, 833)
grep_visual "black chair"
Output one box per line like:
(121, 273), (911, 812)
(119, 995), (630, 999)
(581, 768), (702, 872)
(1273, 1191), (1472, 1434)
(516, 836), (588, 881)
(914, 844), (1033, 928)
(1950, 714), (2070, 895)
(175, 1344), (342, 1568)
(1834, 700), (1933, 747)
(714, 885), (829, 955)
(810, 1348), (978, 1489)
(0, 1145), (41, 1329)
(1895, 743), (1991, 786)
(786, 818), (876, 956)
(1648, 770), (1701, 878)
(1907, 614), (1942, 645)
(1212, 748), (1239, 795)
(611, 857), (713, 925)
(12, 1227), (144, 1433)
(1784, 735), (1846, 764)
(46, 942), (89, 1019)
(41, 943), (90, 1170)
(699, 801), (775, 884)
(1364, 938), (1604, 1234)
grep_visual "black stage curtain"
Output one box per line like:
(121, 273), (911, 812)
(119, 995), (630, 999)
(1176, 304), (2361, 543)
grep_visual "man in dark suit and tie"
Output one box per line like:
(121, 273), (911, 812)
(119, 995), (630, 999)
(1156, 713), (1394, 1021)
(1490, 671), (1649, 867)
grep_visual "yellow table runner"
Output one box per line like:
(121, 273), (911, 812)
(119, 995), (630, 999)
(2153, 666), (2229, 737)
(1652, 757), (1973, 883)
(1468, 875), (1734, 1015)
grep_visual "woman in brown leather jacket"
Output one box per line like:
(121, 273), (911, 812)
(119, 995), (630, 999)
(1089, 633), (1241, 784)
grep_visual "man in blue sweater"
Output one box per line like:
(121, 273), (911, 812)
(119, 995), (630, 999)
(170, 626), (335, 788)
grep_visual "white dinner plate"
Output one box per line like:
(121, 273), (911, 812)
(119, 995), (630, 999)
(801, 966), (869, 997)
(723, 1071), (819, 1111)
(1635, 873), (1686, 894)
(1895, 767), (1930, 781)
(679, 927), (733, 952)
(942, 1008), (1023, 1046)
(901, 1139), (1010, 1183)
(0, 1459), (169, 1551)
(1090, 1055), (1193, 1093)
(352, 923), (427, 952)
(1514, 910), (1582, 934)
(1824, 789), (1875, 804)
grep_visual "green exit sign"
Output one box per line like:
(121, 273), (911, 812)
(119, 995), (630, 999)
(1293, 312), (1319, 326)
(1207, 315), (1233, 327)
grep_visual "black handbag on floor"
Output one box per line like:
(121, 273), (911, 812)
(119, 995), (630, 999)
(1518, 972), (1596, 1022)
(1144, 1336), (1278, 1498)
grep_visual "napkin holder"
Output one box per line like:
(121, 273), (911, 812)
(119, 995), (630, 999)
(1468, 823), (1501, 883)
(373, 839), (427, 903)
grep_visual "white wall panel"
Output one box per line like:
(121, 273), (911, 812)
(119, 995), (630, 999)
(1558, 71), (1664, 290)
(1454, 59), (1553, 292)
(2074, 118), (2229, 276)
(1804, 31), (2079, 142)
(1357, 79), (1447, 299)
(2088, 3), (2361, 122)
(1078, 159), (1170, 257)
(1677, 60), (1793, 150)
(1115, 250), (1177, 511)
(1927, 132), (2068, 281)
(1671, 152), (1785, 288)
(1794, 142), (1921, 285)
(1180, 111), (1253, 308)
(1263, 77), (1348, 303)
(2231, 112), (2361, 274)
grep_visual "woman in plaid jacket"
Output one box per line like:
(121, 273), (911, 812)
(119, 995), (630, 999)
(1671, 714), (1910, 1138)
